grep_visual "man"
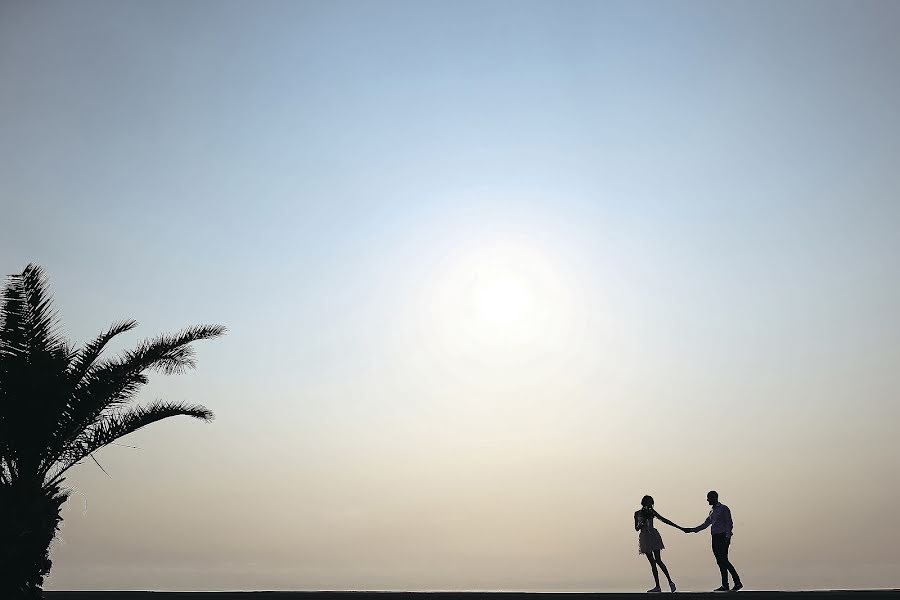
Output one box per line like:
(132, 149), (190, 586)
(682, 491), (743, 592)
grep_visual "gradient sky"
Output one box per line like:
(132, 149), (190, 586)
(2, 0), (899, 592)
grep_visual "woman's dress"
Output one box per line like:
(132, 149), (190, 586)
(635, 510), (665, 555)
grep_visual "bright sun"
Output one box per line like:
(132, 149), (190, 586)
(467, 267), (537, 332)
(429, 239), (571, 361)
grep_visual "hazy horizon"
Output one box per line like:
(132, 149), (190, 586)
(1, 0), (899, 592)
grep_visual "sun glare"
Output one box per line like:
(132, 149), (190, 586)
(468, 268), (537, 331)
(427, 238), (574, 365)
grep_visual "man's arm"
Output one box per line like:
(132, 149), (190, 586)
(685, 507), (716, 533)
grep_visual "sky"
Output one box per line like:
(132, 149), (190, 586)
(1, 0), (899, 592)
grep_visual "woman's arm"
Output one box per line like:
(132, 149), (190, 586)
(652, 511), (682, 530)
(634, 511), (644, 531)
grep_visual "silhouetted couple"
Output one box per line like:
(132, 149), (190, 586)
(634, 490), (743, 593)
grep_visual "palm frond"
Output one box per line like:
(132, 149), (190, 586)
(0, 266), (28, 358)
(39, 370), (150, 474)
(0, 272), (25, 477)
(42, 323), (224, 473)
(50, 400), (214, 481)
(68, 319), (138, 386)
(117, 324), (227, 375)
(40, 319), (139, 469)
(19, 264), (66, 355)
(0, 270), (29, 476)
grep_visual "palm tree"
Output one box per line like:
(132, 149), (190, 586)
(0, 264), (225, 598)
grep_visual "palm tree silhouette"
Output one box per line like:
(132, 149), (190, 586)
(0, 264), (225, 598)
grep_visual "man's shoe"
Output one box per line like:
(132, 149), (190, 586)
(731, 583), (743, 592)
(714, 586), (730, 592)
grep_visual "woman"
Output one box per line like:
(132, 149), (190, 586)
(634, 495), (680, 592)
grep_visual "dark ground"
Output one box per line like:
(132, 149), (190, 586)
(44, 591), (900, 600)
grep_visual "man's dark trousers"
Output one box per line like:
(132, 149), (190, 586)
(712, 533), (741, 588)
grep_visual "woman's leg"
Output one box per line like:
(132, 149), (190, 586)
(653, 550), (674, 585)
(646, 553), (661, 589)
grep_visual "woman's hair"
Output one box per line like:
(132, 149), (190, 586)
(641, 495), (654, 507)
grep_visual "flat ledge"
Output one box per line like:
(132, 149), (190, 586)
(45, 591), (900, 600)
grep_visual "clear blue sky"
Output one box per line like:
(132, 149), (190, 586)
(2, 0), (899, 592)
